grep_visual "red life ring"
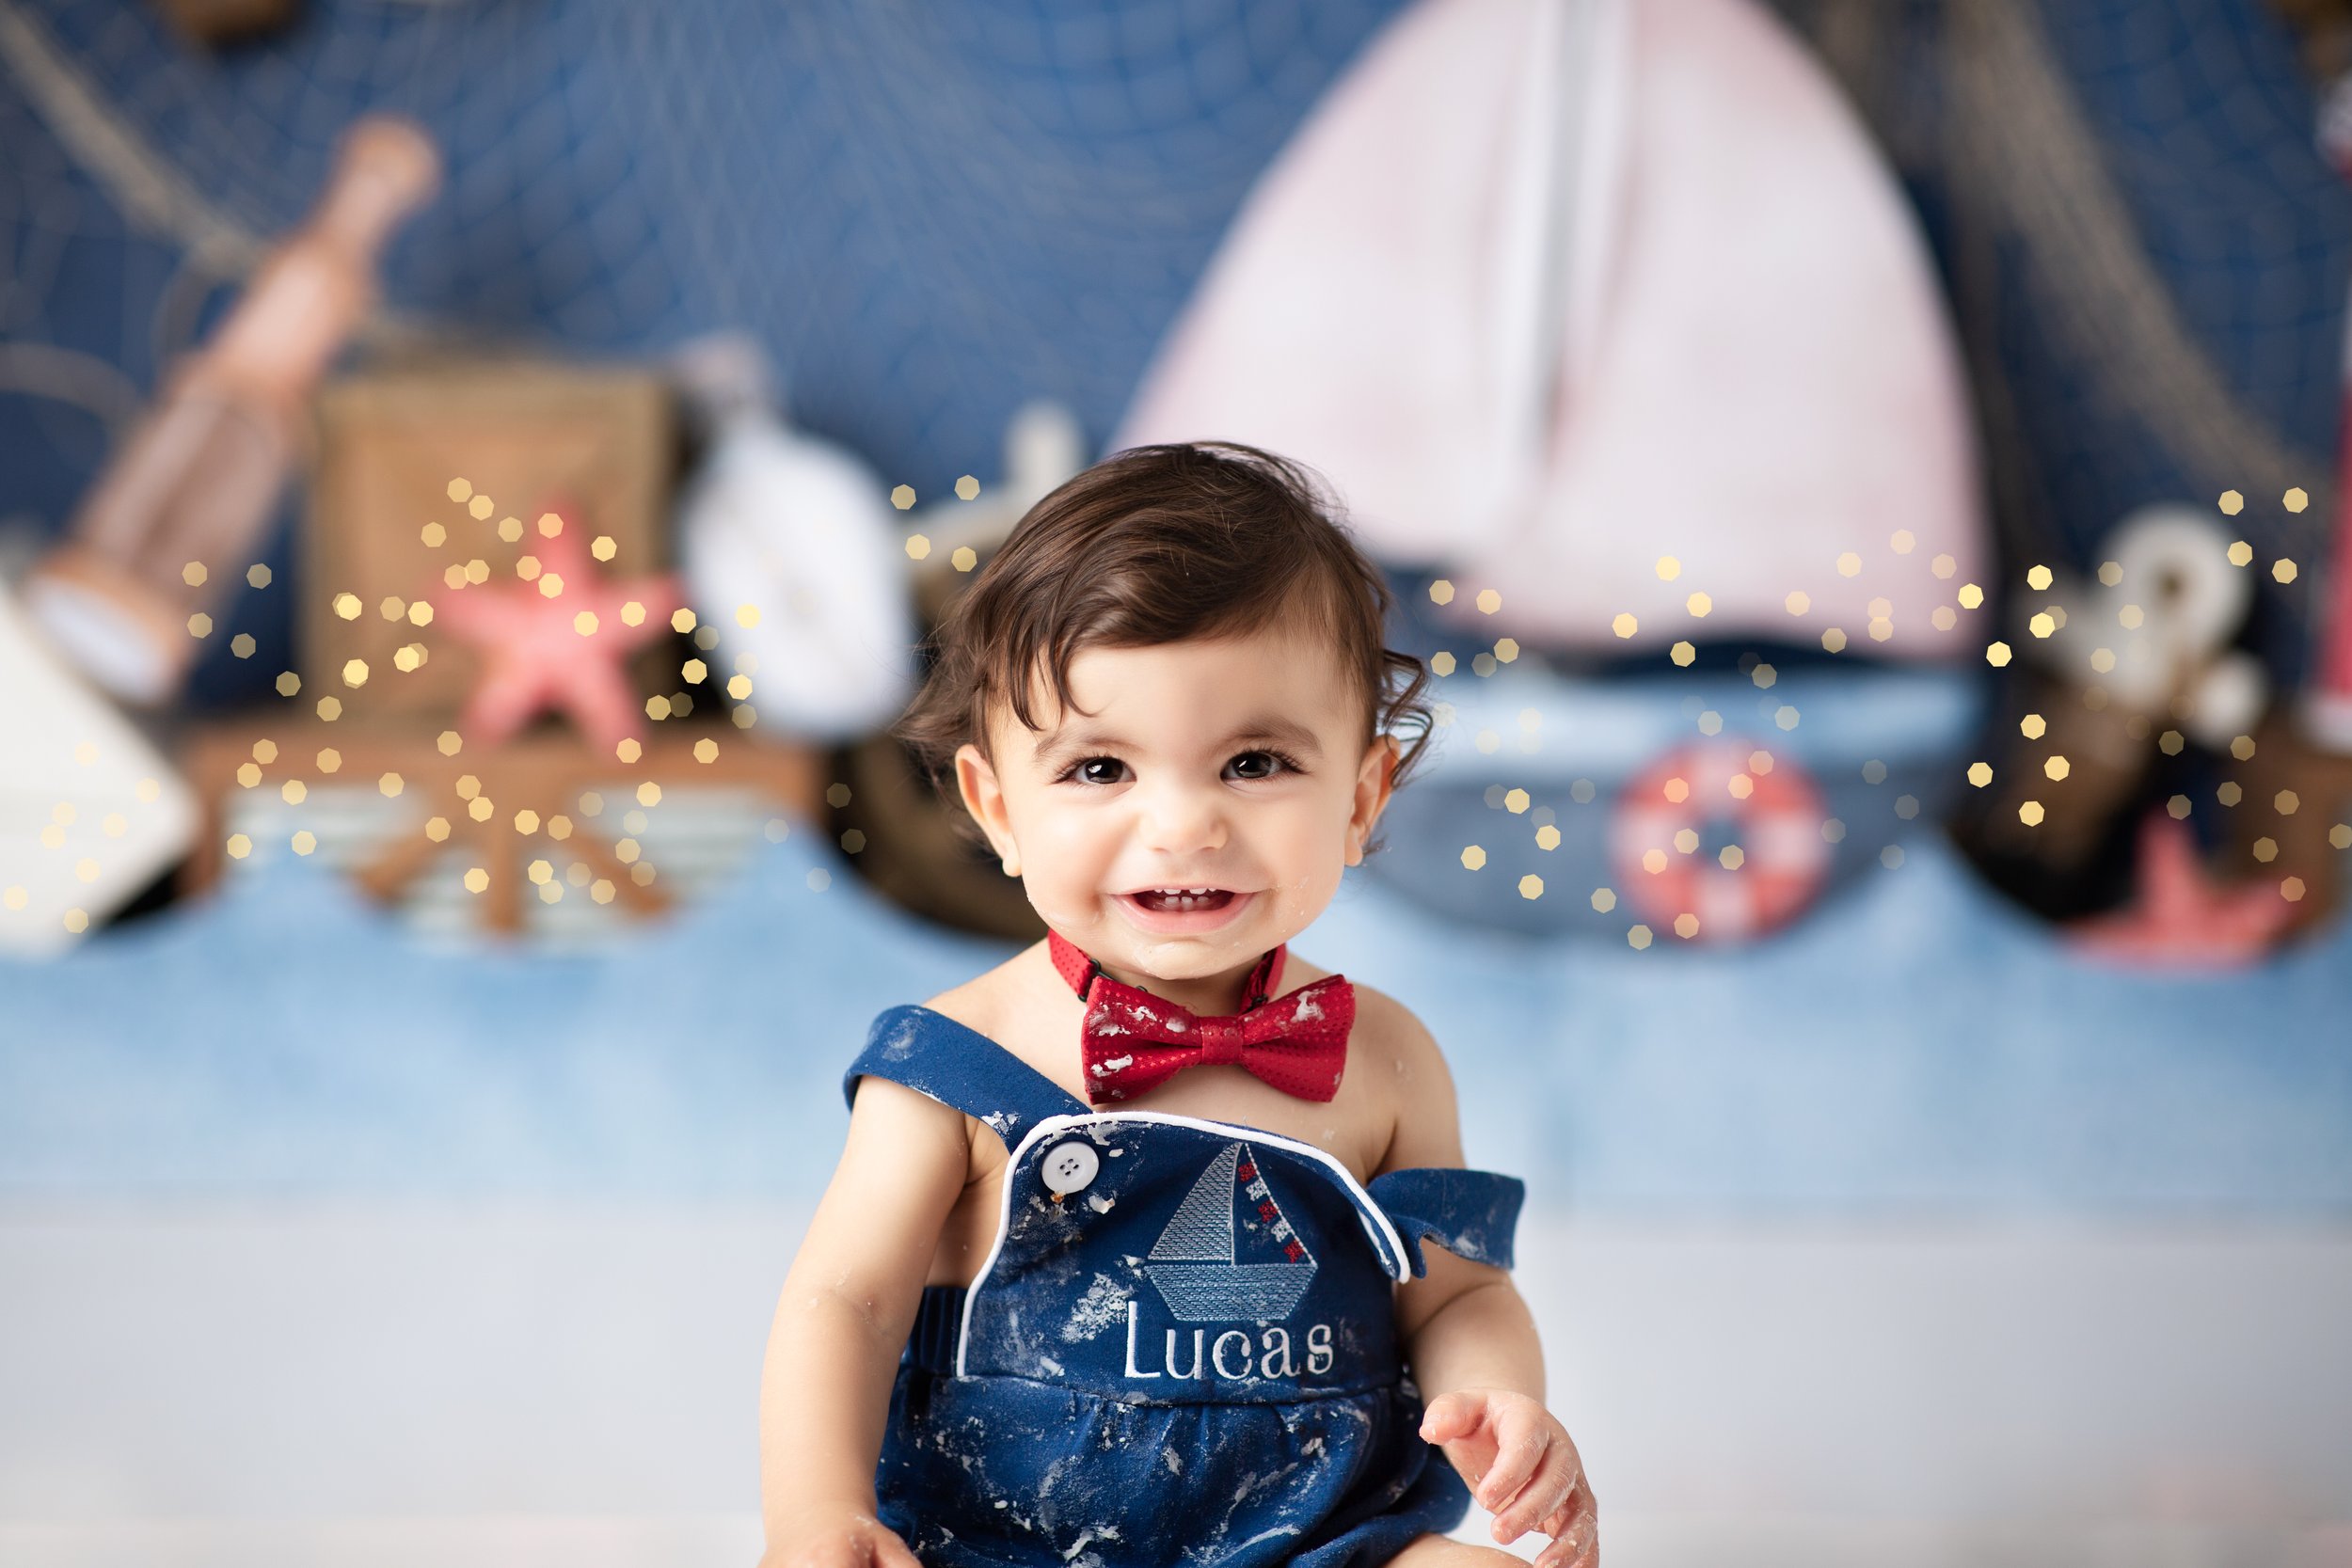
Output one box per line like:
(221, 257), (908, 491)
(1610, 737), (1832, 940)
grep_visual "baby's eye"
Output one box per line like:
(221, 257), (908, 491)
(1061, 756), (1129, 785)
(1227, 749), (1304, 782)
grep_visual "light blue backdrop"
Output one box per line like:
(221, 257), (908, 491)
(6, 817), (2344, 1215)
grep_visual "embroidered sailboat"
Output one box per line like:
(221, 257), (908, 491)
(1144, 1142), (1318, 1323)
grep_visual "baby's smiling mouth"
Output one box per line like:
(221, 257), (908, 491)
(1122, 887), (1239, 912)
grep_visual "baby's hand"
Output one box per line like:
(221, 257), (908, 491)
(1420, 1388), (1597, 1567)
(758, 1512), (921, 1568)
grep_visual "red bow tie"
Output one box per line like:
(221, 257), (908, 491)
(1048, 928), (1355, 1105)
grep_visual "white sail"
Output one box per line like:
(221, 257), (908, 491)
(1113, 0), (1986, 656)
(1151, 1142), (1239, 1262)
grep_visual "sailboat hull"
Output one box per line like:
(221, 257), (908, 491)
(1146, 1260), (1317, 1323)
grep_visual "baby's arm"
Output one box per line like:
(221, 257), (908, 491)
(1383, 1012), (1597, 1568)
(756, 1074), (971, 1567)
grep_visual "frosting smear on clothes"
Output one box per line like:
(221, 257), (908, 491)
(842, 995), (1526, 1565)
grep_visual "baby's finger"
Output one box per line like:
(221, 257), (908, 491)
(1527, 1449), (1592, 1535)
(1532, 1508), (1597, 1568)
(1475, 1406), (1549, 1527)
(1537, 1478), (1598, 1568)
(1419, 1391), (1483, 1445)
(1495, 1443), (1582, 1540)
(871, 1528), (925, 1568)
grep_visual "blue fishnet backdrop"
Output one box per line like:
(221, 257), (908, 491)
(2, 0), (2347, 704)
(0, 0), (1411, 705)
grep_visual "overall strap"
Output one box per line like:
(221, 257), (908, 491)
(843, 1004), (1090, 1149)
(1365, 1166), (1525, 1278)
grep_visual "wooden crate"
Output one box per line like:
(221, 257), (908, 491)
(305, 362), (673, 721)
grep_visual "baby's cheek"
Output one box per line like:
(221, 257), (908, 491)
(1277, 865), (1342, 929)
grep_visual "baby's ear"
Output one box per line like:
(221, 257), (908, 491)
(954, 742), (1017, 863)
(1351, 734), (1398, 835)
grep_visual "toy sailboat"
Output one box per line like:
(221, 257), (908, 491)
(1113, 0), (1985, 655)
(1145, 1143), (1319, 1323)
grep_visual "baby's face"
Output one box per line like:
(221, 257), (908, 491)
(956, 625), (1394, 988)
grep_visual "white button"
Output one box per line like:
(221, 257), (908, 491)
(1040, 1140), (1100, 1196)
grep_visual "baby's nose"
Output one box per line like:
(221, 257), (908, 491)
(1136, 788), (1227, 853)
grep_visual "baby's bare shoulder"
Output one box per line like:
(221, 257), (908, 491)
(909, 946), (1061, 1172)
(915, 943), (1038, 1031)
(1312, 973), (1464, 1173)
(915, 975), (990, 1028)
(900, 974), (1003, 1081)
(1324, 974), (1448, 1079)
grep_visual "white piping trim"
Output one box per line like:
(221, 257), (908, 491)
(955, 1110), (1410, 1378)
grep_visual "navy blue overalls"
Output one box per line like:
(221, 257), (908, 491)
(842, 1003), (1526, 1566)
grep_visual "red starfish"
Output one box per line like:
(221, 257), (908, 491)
(2066, 810), (2296, 968)
(430, 497), (681, 752)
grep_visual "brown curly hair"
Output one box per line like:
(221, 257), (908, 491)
(891, 441), (1435, 857)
